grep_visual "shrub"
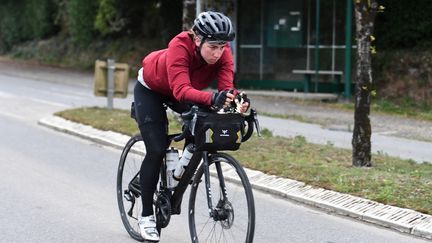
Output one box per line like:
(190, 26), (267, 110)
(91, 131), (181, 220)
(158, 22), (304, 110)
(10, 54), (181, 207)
(67, 0), (98, 45)
(0, 2), (25, 51)
(373, 49), (432, 105)
(0, 0), (57, 52)
(24, 0), (57, 39)
(375, 0), (432, 49)
(95, 0), (120, 36)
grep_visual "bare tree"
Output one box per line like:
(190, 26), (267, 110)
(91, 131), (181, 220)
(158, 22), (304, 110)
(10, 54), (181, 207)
(352, 0), (379, 167)
(182, 0), (196, 30)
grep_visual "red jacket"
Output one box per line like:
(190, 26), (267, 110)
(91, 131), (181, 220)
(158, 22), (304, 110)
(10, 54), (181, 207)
(142, 31), (235, 106)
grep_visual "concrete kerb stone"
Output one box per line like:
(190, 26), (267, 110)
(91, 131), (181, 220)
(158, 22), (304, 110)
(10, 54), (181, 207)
(38, 116), (131, 150)
(38, 115), (432, 241)
(413, 218), (432, 240)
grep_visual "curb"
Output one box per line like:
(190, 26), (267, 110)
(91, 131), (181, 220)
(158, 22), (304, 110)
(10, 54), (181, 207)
(38, 116), (432, 241)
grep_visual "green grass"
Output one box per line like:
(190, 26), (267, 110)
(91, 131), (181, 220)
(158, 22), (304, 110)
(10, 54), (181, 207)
(371, 99), (432, 120)
(55, 107), (182, 136)
(55, 107), (432, 215)
(285, 97), (432, 122)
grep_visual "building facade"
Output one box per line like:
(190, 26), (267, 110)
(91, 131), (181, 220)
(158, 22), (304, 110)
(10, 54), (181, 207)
(198, 0), (354, 97)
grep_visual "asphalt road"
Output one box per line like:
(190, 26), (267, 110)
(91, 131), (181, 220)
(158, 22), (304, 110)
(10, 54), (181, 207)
(0, 71), (430, 242)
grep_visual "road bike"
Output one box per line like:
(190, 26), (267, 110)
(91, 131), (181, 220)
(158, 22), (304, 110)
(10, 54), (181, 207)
(117, 102), (260, 242)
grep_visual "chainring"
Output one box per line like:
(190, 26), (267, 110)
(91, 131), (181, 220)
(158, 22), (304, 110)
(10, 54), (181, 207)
(155, 192), (171, 229)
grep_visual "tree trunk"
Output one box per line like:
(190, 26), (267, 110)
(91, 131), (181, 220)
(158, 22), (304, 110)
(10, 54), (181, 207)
(352, 0), (378, 167)
(182, 0), (196, 30)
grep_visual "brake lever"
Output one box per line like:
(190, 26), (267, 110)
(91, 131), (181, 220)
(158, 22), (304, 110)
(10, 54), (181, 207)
(251, 109), (261, 137)
(190, 112), (197, 136)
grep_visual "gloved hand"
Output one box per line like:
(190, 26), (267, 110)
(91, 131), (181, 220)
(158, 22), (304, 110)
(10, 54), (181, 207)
(240, 92), (251, 108)
(211, 90), (229, 111)
(235, 92), (250, 113)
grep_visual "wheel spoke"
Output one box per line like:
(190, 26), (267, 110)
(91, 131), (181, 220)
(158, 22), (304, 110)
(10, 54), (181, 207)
(117, 135), (146, 241)
(188, 153), (255, 243)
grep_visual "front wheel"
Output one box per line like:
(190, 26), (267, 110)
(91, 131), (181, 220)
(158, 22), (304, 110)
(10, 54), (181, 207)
(188, 153), (255, 243)
(117, 134), (146, 242)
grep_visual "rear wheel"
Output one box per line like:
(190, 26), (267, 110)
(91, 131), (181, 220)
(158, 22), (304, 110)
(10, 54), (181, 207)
(117, 134), (146, 242)
(188, 153), (255, 243)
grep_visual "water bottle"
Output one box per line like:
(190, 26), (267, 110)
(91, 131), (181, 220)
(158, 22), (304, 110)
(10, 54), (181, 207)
(165, 147), (179, 188)
(173, 144), (194, 180)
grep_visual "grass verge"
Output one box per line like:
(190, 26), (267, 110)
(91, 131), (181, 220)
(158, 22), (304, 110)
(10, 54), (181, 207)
(55, 107), (432, 215)
(285, 97), (432, 122)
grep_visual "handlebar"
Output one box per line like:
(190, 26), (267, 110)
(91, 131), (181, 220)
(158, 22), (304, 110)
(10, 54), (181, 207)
(172, 105), (261, 143)
(242, 108), (261, 142)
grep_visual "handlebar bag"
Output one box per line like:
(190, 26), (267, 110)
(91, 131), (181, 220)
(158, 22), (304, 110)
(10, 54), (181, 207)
(194, 112), (245, 152)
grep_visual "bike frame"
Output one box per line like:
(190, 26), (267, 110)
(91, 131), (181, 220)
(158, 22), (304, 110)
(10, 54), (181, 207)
(127, 149), (226, 219)
(169, 150), (203, 214)
(125, 105), (259, 225)
(125, 140), (216, 216)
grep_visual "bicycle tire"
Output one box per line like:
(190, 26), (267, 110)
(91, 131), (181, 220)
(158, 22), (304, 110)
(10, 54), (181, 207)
(117, 134), (146, 242)
(188, 153), (255, 243)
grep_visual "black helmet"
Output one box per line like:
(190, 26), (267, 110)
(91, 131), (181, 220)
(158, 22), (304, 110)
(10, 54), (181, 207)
(193, 11), (235, 43)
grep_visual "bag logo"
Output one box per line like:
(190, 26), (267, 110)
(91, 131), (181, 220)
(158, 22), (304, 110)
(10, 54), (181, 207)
(220, 129), (230, 137)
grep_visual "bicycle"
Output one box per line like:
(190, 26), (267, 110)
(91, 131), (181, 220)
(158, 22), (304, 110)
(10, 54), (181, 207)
(117, 100), (261, 243)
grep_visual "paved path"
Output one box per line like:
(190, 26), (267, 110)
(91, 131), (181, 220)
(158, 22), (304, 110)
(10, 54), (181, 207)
(258, 115), (432, 164)
(38, 116), (432, 241)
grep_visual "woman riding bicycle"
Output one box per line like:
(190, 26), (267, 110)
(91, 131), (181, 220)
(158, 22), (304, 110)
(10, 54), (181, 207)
(133, 11), (249, 241)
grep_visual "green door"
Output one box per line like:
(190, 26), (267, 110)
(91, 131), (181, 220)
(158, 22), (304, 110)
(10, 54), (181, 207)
(266, 0), (303, 48)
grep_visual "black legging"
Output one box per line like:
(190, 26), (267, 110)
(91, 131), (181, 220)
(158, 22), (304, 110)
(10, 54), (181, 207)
(133, 82), (189, 216)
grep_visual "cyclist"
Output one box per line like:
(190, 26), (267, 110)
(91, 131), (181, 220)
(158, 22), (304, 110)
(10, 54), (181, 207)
(133, 11), (249, 241)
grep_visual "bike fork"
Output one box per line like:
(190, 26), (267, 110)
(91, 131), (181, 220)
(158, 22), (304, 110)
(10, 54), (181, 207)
(203, 152), (228, 218)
